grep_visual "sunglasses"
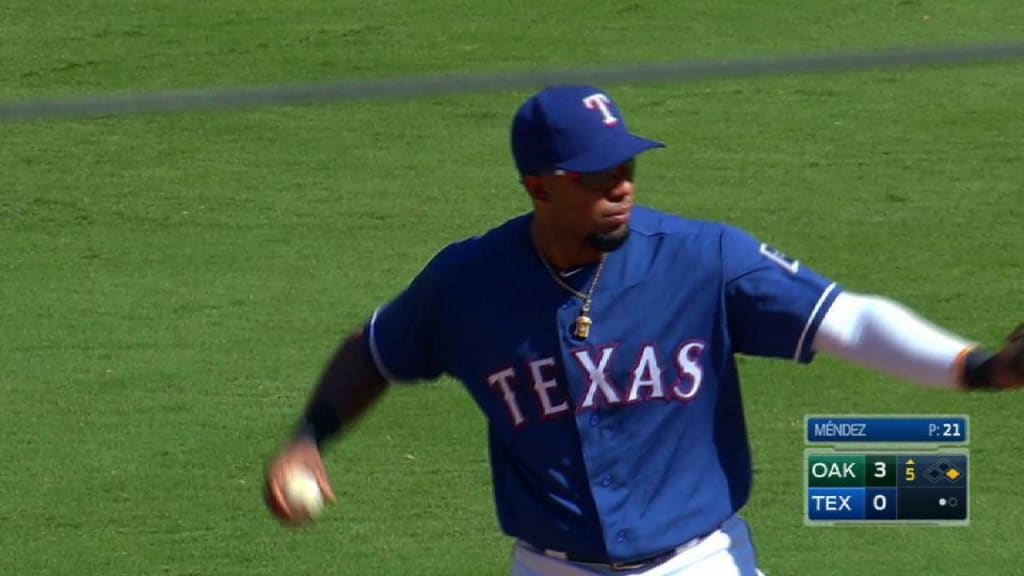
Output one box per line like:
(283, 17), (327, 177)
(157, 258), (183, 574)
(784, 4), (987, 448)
(551, 159), (636, 193)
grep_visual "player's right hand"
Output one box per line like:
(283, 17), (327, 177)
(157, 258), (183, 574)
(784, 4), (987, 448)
(263, 437), (337, 525)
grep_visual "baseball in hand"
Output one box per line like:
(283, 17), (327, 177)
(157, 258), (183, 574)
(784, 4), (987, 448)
(283, 465), (325, 519)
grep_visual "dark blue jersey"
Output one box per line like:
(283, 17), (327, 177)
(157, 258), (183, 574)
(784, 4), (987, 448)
(367, 205), (840, 562)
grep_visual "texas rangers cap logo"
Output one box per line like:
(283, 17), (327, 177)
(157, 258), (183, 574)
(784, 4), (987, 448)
(582, 93), (619, 126)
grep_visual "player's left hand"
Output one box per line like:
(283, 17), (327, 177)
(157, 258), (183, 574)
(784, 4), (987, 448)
(992, 322), (1024, 389)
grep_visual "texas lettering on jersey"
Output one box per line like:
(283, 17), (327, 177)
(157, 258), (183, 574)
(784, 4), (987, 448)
(486, 341), (707, 427)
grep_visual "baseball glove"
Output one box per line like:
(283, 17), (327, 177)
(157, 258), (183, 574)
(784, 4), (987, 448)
(993, 322), (1024, 389)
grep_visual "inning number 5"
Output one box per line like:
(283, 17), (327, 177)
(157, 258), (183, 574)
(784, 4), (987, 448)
(874, 462), (886, 478)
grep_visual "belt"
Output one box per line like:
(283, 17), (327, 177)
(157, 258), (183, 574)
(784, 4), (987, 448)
(531, 537), (701, 572)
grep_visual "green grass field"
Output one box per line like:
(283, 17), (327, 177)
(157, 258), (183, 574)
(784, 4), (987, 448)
(2, 2), (1023, 574)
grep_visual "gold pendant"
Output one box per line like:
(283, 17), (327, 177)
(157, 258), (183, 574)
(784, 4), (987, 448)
(574, 314), (593, 339)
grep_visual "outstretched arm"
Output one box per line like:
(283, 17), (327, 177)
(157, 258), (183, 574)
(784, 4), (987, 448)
(813, 291), (1024, 389)
(264, 327), (389, 524)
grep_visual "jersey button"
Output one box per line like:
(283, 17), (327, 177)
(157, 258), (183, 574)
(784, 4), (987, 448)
(615, 530), (628, 543)
(600, 474), (612, 487)
(589, 414), (600, 426)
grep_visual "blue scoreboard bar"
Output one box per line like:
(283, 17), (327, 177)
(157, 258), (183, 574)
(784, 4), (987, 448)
(806, 415), (968, 444)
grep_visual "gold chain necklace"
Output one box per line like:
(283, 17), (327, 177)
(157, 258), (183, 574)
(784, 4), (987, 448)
(534, 249), (608, 339)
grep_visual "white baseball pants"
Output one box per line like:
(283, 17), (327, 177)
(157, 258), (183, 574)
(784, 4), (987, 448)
(509, 515), (766, 576)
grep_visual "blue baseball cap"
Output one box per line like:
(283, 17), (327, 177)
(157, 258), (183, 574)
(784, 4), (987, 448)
(510, 85), (665, 176)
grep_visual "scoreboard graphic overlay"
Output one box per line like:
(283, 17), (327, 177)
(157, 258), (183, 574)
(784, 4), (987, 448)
(804, 415), (969, 526)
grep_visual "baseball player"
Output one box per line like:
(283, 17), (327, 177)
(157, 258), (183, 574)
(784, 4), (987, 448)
(264, 85), (1024, 575)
